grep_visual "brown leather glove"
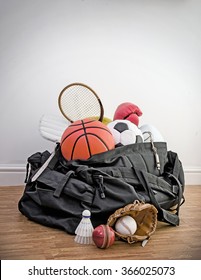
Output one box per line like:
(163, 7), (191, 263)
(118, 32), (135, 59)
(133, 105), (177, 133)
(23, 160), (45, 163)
(107, 200), (158, 246)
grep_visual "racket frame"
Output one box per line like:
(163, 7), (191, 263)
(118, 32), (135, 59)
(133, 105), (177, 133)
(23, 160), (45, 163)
(58, 82), (104, 122)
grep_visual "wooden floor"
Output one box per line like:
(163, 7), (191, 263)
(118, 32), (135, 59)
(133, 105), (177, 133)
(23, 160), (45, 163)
(0, 185), (201, 260)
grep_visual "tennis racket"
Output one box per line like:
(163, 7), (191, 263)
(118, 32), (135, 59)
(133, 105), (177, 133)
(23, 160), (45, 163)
(58, 82), (104, 122)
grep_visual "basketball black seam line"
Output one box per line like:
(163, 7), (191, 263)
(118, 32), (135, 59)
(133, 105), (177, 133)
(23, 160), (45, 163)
(70, 125), (112, 134)
(82, 120), (92, 158)
(61, 122), (112, 145)
(64, 132), (112, 159)
(87, 126), (113, 136)
(61, 127), (88, 145)
(63, 132), (112, 149)
(61, 125), (113, 145)
(85, 133), (111, 150)
(69, 119), (94, 127)
(62, 132), (89, 159)
(71, 134), (90, 160)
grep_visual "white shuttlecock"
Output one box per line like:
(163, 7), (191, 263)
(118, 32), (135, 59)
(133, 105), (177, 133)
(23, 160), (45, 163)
(74, 210), (94, 244)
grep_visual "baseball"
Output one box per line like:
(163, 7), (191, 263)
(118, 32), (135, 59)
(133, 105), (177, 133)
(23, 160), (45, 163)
(115, 215), (137, 235)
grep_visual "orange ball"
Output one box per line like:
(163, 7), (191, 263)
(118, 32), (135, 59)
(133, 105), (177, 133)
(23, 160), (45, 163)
(92, 225), (115, 249)
(61, 118), (115, 160)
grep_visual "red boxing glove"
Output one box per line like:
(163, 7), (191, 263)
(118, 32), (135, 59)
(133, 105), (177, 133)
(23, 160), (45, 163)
(113, 102), (143, 126)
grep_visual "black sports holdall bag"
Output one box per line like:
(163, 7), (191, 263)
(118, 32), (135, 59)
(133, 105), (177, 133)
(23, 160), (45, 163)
(18, 142), (185, 234)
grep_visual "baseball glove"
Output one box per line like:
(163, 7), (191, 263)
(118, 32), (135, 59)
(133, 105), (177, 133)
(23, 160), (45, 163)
(107, 200), (158, 246)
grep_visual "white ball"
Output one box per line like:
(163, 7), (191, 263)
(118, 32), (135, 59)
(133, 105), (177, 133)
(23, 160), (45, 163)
(115, 215), (137, 235)
(107, 120), (143, 146)
(139, 124), (164, 142)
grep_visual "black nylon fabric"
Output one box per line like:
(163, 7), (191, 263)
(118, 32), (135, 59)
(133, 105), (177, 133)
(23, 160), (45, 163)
(18, 142), (185, 234)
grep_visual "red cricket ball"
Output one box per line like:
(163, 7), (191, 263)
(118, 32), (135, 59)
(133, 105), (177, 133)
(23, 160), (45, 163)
(92, 225), (115, 249)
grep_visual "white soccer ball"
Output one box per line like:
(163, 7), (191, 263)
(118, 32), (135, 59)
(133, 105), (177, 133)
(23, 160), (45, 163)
(139, 124), (164, 142)
(107, 120), (144, 147)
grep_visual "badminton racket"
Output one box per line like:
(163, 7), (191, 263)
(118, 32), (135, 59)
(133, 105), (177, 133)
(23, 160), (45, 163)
(39, 114), (70, 143)
(32, 114), (69, 182)
(58, 82), (104, 122)
(31, 149), (56, 182)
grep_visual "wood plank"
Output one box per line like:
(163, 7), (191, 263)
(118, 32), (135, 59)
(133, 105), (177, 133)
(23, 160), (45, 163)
(0, 185), (201, 260)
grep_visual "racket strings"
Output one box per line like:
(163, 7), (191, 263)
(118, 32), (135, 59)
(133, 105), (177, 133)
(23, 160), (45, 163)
(59, 85), (102, 121)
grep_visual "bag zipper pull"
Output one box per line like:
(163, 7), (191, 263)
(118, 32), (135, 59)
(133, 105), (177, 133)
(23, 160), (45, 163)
(150, 135), (161, 171)
(152, 146), (161, 171)
(143, 131), (161, 171)
(95, 174), (106, 199)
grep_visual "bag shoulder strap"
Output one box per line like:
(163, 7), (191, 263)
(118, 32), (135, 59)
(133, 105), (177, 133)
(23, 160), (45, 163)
(134, 169), (180, 226)
(167, 151), (185, 187)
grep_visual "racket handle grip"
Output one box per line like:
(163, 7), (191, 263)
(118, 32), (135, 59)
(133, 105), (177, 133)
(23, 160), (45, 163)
(31, 150), (56, 182)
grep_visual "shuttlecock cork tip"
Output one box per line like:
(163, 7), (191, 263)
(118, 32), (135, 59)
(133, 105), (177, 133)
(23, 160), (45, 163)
(82, 209), (91, 218)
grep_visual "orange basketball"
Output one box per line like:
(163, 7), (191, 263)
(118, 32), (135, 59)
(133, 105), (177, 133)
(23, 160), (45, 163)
(60, 118), (115, 160)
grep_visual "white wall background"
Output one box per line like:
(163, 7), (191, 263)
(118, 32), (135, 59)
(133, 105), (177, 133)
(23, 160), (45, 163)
(0, 0), (201, 185)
